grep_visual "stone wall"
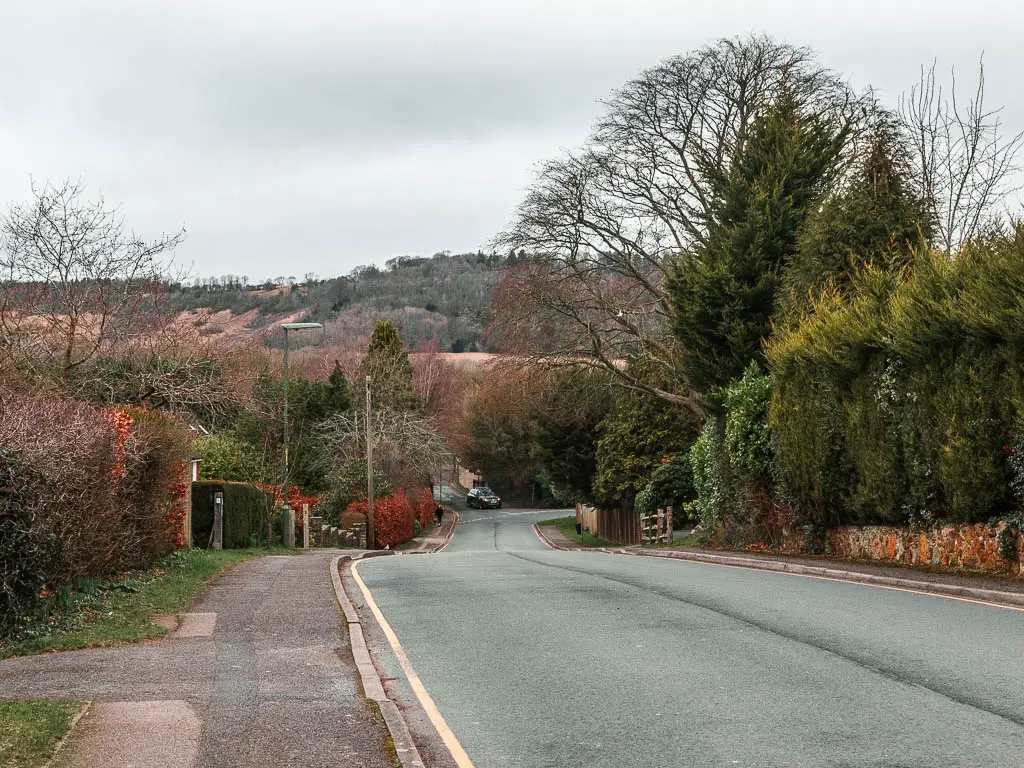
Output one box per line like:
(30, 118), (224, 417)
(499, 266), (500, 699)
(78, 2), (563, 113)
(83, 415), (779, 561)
(826, 522), (1024, 575)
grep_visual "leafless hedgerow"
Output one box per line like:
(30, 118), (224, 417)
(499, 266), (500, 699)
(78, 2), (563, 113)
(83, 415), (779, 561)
(68, 335), (259, 430)
(900, 59), (1024, 254)
(0, 179), (186, 383)
(0, 396), (188, 633)
(493, 35), (865, 415)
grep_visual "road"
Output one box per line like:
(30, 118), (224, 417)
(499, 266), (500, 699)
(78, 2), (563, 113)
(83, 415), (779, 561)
(356, 507), (1024, 767)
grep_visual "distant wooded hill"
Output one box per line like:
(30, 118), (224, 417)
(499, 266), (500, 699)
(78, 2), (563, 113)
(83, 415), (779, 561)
(166, 251), (520, 351)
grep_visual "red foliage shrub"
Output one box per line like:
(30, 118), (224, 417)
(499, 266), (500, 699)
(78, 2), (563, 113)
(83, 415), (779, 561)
(408, 487), (435, 528)
(341, 510), (368, 529)
(0, 396), (192, 635)
(345, 488), (425, 548)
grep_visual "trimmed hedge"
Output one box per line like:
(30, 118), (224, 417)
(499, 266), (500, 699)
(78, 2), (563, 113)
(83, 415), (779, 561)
(191, 481), (273, 549)
(768, 226), (1024, 527)
(1, 398), (190, 637)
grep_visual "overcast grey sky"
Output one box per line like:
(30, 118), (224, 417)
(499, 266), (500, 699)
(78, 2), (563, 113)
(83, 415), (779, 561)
(1, 0), (1020, 280)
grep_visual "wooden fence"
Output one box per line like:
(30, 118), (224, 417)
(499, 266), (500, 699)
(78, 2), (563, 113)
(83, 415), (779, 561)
(575, 503), (641, 546)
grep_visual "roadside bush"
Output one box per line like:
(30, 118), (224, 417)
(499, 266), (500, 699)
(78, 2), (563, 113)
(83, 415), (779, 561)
(689, 420), (725, 528)
(768, 226), (1024, 527)
(688, 365), (777, 543)
(634, 455), (695, 523)
(345, 489), (416, 549)
(120, 407), (192, 553)
(314, 459), (392, 526)
(341, 509), (368, 529)
(0, 397), (190, 637)
(408, 487), (435, 529)
(191, 481), (273, 548)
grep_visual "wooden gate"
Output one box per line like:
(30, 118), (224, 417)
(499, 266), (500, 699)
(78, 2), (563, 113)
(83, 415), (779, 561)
(639, 507), (673, 544)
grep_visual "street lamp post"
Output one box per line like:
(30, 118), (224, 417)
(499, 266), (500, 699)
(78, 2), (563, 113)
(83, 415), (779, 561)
(281, 322), (322, 546)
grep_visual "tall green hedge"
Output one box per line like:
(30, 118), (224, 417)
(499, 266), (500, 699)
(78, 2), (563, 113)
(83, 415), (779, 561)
(768, 226), (1024, 527)
(689, 364), (774, 537)
(191, 481), (273, 548)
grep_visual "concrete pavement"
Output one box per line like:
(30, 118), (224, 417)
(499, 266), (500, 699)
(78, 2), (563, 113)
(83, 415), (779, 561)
(356, 507), (1024, 767)
(1, 551), (394, 768)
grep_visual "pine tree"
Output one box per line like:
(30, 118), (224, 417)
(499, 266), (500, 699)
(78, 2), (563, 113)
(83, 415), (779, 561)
(325, 361), (351, 413)
(668, 90), (851, 390)
(778, 115), (932, 323)
(357, 320), (421, 412)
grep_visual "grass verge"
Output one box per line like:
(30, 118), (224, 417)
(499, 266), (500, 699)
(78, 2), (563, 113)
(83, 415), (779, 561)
(536, 516), (616, 548)
(395, 521), (441, 551)
(1, 548), (279, 659)
(0, 700), (83, 768)
(536, 515), (577, 527)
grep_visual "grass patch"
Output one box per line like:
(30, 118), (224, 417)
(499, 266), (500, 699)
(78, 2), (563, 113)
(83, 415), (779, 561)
(0, 700), (83, 768)
(536, 515), (615, 547)
(395, 521), (441, 551)
(535, 515), (577, 527)
(1, 548), (279, 659)
(557, 523), (616, 548)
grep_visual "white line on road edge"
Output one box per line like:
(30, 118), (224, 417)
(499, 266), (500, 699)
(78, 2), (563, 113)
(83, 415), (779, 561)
(530, 523), (1024, 613)
(351, 557), (477, 768)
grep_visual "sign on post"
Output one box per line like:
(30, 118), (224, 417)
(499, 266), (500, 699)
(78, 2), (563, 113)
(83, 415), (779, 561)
(213, 492), (224, 550)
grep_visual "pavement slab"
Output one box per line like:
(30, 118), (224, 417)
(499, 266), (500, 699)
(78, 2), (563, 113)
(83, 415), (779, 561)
(0, 550), (394, 768)
(53, 700), (200, 768)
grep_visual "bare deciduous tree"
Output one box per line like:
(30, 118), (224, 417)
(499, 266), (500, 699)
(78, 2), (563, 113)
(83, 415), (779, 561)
(316, 408), (450, 481)
(493, 35), (864, 414)
(0, 180), (186, 381)
(900, 59), (1024, 254)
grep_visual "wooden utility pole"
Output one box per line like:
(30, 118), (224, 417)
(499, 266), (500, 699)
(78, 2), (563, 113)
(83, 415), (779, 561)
(365, 375), (375, 549)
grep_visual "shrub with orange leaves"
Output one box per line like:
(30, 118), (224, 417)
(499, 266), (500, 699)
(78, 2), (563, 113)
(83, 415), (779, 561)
(1, 397), (192, 636)
(345, 487), (431, 549)
(408, 487), (436, 529)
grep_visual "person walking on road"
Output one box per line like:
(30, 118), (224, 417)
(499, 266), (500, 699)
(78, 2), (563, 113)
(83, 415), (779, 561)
(434, 505), (445, 527)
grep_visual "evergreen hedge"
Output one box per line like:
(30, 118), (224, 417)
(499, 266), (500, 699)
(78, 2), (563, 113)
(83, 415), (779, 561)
(689, 365), (776, 541)
(768, 225), (1024, 527)
(191, 481), (273, 548)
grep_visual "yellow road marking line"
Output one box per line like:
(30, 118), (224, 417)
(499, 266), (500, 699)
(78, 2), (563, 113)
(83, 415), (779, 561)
(351, 559), (476, 768)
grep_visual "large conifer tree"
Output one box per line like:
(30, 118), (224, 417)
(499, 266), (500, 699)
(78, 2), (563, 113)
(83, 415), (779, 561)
(668, 90), (850, 390)
(357, 320), (421, 412)
(778, 114), (932, 323)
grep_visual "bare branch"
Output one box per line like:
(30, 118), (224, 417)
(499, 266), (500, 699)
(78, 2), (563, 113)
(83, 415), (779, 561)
(899, 58), (1023, 253)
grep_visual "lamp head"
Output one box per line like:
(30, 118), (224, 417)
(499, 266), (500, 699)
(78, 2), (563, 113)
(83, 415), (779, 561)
(281, 322), (322, 330)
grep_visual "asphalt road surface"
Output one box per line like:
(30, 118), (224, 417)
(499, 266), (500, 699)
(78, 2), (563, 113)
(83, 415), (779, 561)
(357, 507), (1024, 767)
